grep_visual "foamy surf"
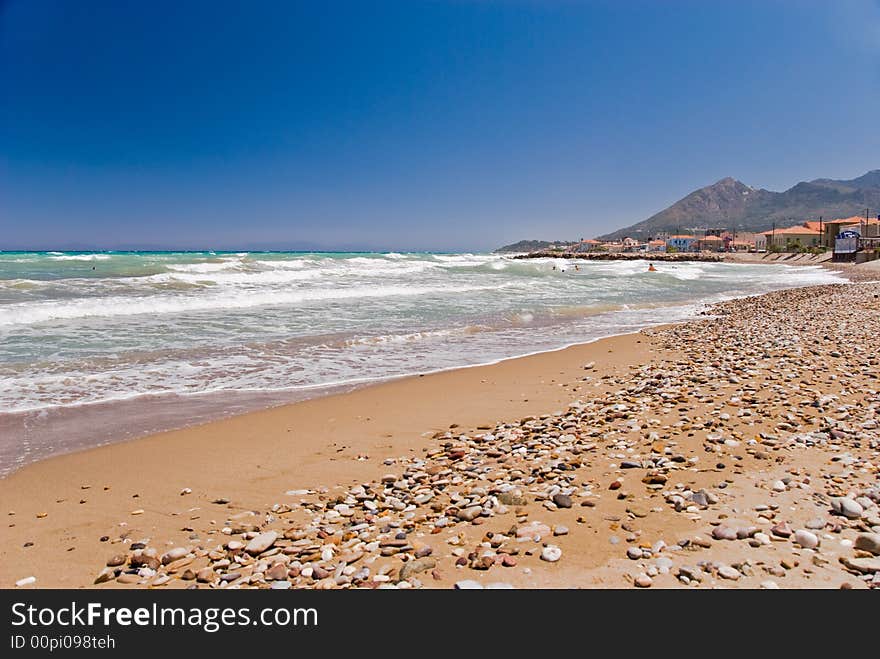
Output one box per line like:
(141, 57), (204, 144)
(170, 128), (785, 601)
(0, 250), (845, 472)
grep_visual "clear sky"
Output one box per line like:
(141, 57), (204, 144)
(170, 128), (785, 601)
(1, 0), (878, 251)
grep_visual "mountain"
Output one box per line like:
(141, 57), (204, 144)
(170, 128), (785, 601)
(598, 169), (880, 240)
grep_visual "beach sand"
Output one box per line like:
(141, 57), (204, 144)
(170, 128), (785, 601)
(2, 273), (879, 590)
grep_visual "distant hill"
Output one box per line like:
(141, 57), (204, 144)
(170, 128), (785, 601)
(495, 239), (571, 253)
(597, 169), (880, 241)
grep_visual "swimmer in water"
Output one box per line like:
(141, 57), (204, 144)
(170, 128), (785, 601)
(648, 263), (657, 272)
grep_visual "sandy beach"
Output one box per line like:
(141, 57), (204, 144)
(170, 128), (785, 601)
(2, 265), (879, 590)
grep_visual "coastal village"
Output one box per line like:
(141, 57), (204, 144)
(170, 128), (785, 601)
(533, 214), (880, 263)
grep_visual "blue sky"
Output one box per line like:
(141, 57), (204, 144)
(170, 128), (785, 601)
(1, 0), (878, 251)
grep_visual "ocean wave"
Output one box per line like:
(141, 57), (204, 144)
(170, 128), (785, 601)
(0, 283), (509, 326)
(48, 254), (112, 261)
(166, 259), (246, 273)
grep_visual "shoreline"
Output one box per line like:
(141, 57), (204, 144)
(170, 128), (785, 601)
(2, 271), (879, 590)
(0, 328), (663, 480)
(0, 329), (658, 588)
(0, 257), (850, 479)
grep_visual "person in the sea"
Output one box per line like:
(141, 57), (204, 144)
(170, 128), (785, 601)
(648, 263), (657, 272)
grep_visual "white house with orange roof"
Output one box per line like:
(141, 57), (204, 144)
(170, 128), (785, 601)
(820, 215), (880, 247)
(759, 222), (822, 251)
(696, 234), (725, 252)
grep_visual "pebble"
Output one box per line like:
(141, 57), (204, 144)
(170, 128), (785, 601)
(540, 545), (562, 562)
(266, 563), (289, 581)
(689, 491), (709, 507)
(634, 574), (652, 588)
(839, 556), (880, 574)
(454, 580), (484, 589)
(712, 525), (738, 541)
(498, 491), (528, 506)
(15, 576), (36, 587)
(457, 506), (483, 522)
(516, 522), (551, 540)
(626, 547), (643, 560)
(794, 530), (819, 549)
(831, 497), (863, 520)
(552, 494), (572, 509)
(196, 568), (214, 583)
(245, 531), (278, 556)
(656, 557), (674, 571)
(399, 558), (436, 581)
(771, 521), (793, 538)
(161, 547), (188, 565)
(717, 565), (740, 580)
(854, 533), (880, 556)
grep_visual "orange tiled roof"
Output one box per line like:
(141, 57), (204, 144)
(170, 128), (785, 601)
(699, 235), (723, 241)
(761, 225), (821, 236)
(827, 215), (879, 225)
(668, 235), (695, 239)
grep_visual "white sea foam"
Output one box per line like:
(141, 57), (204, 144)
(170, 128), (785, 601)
(48, 254), (112, 261)
(0, 283), (508, 326)
(0, 252), (845, 428)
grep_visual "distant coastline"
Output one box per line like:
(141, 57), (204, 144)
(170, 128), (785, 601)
(511, 251), (722, 262)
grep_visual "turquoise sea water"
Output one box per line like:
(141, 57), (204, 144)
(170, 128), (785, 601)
(0, 250), (844, 474)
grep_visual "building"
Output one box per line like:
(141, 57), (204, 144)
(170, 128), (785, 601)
(726, 231), (756, 247)
(647, 239), (666, 252)
(696, 235), (725, 252)
(759, 223), (822, 251)
(729, 239), (755, 252)
(573, 239), (603, 252)
(820, 216), (880, 248)
(666, 235), (696, 252)
(704, 227), (727, 238)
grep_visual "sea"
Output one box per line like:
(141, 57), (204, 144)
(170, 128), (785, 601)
(0, 250), (844, 475)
